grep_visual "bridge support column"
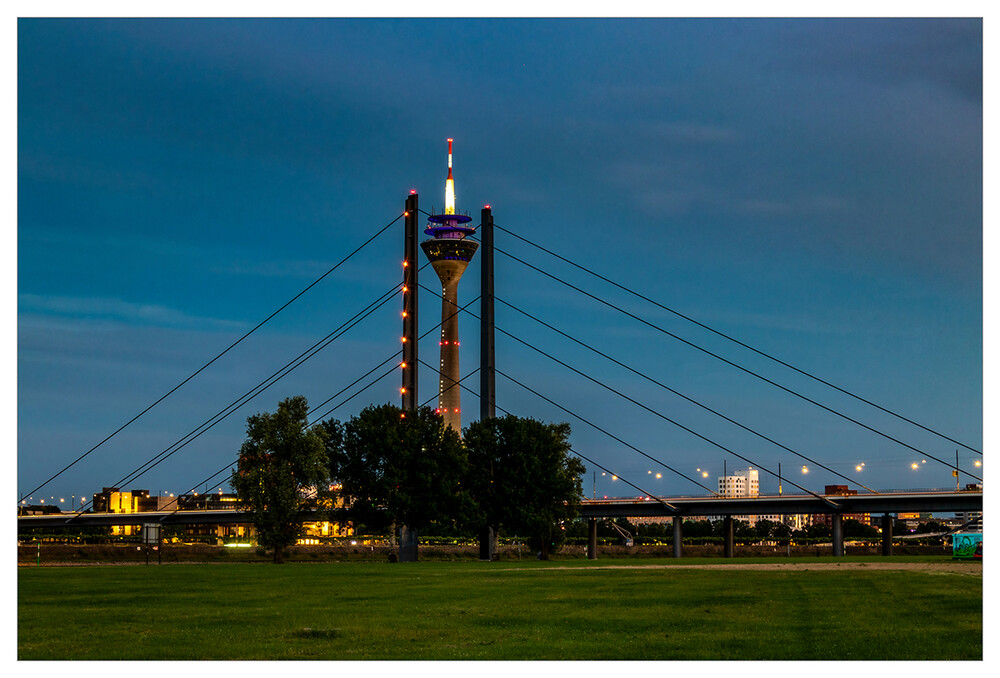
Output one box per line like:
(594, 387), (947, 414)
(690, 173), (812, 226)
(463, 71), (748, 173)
(832, 514), (844, 557)
(723, 516), (734, 558)
(587, 518), (597, 560)
(402, 193), (418, 410)
(881, 513), (893, 556)
(479, 526), (496, 561)
(399, 525), (418, 562)
(672, 516), (683, 558)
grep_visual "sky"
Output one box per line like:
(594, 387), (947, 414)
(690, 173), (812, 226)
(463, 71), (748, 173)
(16, 17), (984, 507)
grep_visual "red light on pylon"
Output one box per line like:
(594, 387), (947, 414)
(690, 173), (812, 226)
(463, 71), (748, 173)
(484, 204), (491, 209)
(410, 189), (417, 195)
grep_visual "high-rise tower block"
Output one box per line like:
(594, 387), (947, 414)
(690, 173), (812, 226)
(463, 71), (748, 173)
(421, 138), (478, 433)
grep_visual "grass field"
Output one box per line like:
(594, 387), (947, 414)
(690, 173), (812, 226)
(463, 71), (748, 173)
(18, 558), (982, 660)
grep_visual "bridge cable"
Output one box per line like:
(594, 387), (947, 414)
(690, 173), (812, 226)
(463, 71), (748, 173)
(493, 222), (981, 456)
(496, 366), (837, 508)
(100, 283), (476, 514)
(110, 284), (401, 490)
(420, 360), (696, 511)
(426, 282), (835, 500)
(144, 350), (406, 517)
(488, 243), (982, 482)
(20, 212), (405, 503)
(77, 281), (405, 513)
(495, 294), (880, 494)
(305, 292), (481, 422)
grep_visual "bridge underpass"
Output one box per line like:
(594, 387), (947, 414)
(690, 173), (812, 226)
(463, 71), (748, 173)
(578, 490), (984, 559)
(19, 489), (982, 559)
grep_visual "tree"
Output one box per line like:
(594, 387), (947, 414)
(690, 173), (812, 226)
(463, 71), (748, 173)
(230, 396), (329, 564)
(915, 520), (945, 534)
(806, 523), (832, 539)
(463, 416), (585, 559)
(754, 519), (777, 541)
(327, 404), (469, 557)
(844, 519), (880, 539)
(773, 523), (792, 540)
(733, 519), (755, 542)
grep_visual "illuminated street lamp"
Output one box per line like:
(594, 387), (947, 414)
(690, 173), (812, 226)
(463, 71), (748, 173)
(801, 466), (809, 474)
(974, 460), (982, 468)
(911, 462), (919, 470)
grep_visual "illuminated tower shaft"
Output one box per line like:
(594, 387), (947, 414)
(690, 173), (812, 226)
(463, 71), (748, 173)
(421, 138), (478, 433)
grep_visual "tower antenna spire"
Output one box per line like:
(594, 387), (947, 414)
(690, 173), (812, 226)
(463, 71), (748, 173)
(445, 138), (456, 215)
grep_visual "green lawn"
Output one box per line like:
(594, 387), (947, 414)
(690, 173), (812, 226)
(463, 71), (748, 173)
(18, 558), (982, 660)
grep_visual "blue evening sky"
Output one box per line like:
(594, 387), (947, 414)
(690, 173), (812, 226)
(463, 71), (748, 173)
(16, 17), (983, 505)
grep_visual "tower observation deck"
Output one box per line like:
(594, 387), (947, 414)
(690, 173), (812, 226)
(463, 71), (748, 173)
(420, 139), (479, 433)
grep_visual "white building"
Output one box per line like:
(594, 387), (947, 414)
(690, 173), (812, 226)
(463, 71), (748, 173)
(718, 468), (759, 498)
(715, 468), (787, 528)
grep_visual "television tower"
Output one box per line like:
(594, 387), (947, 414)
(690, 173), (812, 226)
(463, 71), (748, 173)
(421, 138), (478, 433)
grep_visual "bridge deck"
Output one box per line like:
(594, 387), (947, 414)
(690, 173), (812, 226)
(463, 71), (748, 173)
(17, 491), (982, 529)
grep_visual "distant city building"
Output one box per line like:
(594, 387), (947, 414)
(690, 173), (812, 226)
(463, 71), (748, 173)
(811, 485), (870, 528)
(718, 469), (759, 498)
(87, 486), (354, 544)
(783, 513), (810, 531)
(91, 487), (174, 535)
(717, 468), (779, 526)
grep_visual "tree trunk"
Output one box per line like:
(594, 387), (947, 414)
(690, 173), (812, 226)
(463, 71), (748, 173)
(273, 544), (284, 564)
(540, 538), (550, 561)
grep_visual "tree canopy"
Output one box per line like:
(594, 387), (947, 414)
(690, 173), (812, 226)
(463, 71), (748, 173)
(325, 404), (469, 540)
(230, 396), (329, 563)
(463, 416), (584, 559)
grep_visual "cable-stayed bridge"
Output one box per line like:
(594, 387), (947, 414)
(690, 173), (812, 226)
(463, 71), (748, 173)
(18, 193), (983, 557)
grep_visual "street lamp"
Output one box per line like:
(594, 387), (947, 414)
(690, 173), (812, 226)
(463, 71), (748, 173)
(801, 466), (809, 474)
